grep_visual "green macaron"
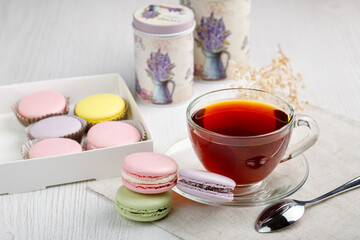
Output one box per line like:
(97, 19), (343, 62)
(115, 186), (172, 222)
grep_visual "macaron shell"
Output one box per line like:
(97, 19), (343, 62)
(177, 181), (234, 202)
(29, 115), (82, 139)
(116, 185), (172, 210)
(18, 91), (67, 119)
(86, 121), (141, 149)
(122, 152), (178, 177)
(28, 138), (83, 158)
(115, 202), (171, 222)
(115, 186), (172, 222)
(122, 176), (177, 194)
(179, 169), (236, 189)
(75, 94), (126, 123)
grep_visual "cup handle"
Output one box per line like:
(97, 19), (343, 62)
(280, 114), (319, 163)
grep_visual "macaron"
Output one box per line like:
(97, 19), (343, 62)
(27, 138), (83, 159)
(177, 169), (236, 202)
(17, 91), (67, 119)
(27, 115), (86, 141)
(74, 93), (126, 124)
(86, 121), (142, 150)
(115, 185), (172, 222)
(121, 152), (178, 194)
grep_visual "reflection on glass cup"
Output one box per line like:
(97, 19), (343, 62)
(186, 88), (319, 188)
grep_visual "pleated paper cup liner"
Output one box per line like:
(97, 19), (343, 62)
(121, 120), (147, 141)
(21, 139), (41, 160)
(12, 97), (70, 127)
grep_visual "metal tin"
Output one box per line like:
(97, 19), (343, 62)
(133, 4), (195, 105)
(180, 0), (251, 80)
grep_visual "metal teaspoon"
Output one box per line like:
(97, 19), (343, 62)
(255, 176), (360, 233)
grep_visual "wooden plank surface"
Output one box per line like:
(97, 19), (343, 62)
(0, 0), (359, 239)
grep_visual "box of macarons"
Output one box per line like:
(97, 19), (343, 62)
(0, 74), (153, 194)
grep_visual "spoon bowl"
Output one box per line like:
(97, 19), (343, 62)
(255, 199), (305, 233)
(255, 176), (360, 233)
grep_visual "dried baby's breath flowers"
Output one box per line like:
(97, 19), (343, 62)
(230, 45), (307, 111)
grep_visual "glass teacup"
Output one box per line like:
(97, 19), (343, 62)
(186, 88), (319, 192)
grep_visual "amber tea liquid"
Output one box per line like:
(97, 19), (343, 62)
(189, 100), (291, 184)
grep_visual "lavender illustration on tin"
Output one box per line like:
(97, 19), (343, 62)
(146, 49), (176, 104)
(142, 5), (184, 19)
(142, 5), (160, 19)
(136, 77), (154, 103)
(195, 12), (230, 53)
(195, 12), (231, 80)
(167, 7), (184, 13)
(194, 64), (206, 80)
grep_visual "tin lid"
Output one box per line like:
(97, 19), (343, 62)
(133, 4), (194, 34)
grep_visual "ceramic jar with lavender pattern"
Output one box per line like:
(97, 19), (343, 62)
(180, 0), (250, 80)
(133, 4), (195, 105)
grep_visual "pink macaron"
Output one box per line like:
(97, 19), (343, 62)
(28, 138), (83, 159)
(121, 152), (178, 194)
(86, 121), (142, 150)
(18, 91), (67, 119)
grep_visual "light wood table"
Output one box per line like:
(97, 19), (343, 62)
(0, 0), (359, 239)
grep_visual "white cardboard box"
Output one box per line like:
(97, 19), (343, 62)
(0, 74), (153, 194)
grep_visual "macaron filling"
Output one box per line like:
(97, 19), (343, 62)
(121, 152), (179, 194)
(121, 168), (177, 184)
(177, 169), (236, 202)
(122, 178), (177, 190)
(177, 181), (234, 200)
(115, 186), (172, 221)
(178, 179), (232, 193)
(115, 201), (171, 218)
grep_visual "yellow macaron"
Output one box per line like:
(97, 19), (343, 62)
(75, 93), (126, 123)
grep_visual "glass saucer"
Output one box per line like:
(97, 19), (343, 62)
(166, 138), (309, 207)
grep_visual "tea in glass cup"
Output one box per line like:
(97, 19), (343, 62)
(187, 88), (319, 190)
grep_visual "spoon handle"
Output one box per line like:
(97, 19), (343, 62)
(304, 176), (360, 205)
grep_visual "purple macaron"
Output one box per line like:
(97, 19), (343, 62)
(27, 115), (85, 140)
(177, 169), (236, 202)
